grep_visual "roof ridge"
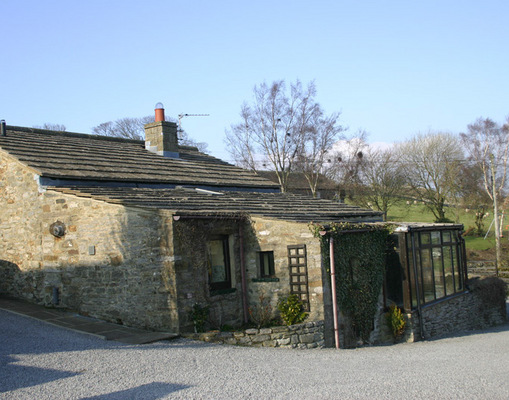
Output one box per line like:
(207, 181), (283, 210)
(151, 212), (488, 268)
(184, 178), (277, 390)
(6, 125), (143, 144)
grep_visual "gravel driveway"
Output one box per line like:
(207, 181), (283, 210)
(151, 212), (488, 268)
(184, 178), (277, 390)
(1, 309), (509, 400)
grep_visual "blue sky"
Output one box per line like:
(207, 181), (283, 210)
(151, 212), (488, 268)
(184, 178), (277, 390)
(1, 0), (508, 160)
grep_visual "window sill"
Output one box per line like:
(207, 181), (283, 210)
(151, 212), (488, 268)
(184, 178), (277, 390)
(252, 277), (280, 283)
(210, 288), (237, 296)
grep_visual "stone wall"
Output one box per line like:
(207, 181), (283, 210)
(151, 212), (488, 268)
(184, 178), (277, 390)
(409, 293), (505, 339)
(245, 217), (326, 322)
(364, 277), (507, 346)
(171, 218), (244, 332)
(169, 217), (328, 334)
(411, 279), (507, 339)
(184, 320), (325, 349)
(0, 152), (331, 335)
(0, 152), (179, 331)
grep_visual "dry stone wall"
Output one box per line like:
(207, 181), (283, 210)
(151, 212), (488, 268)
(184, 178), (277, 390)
(413, 287), (507, 339)
(185, 320), (325, 349)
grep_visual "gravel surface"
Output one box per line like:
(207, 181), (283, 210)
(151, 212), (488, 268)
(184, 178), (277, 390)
(1, 309), (509, 400)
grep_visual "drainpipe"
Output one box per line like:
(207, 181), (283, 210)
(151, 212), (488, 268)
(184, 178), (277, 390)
(239, 223), (249, 323)
(410, 230), (425, 339)
(329, 236), (340, 349)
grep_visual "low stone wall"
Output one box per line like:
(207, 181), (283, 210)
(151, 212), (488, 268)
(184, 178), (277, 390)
(410, 286), (507, 340)
(183, 320), (325, 349)
(468, 261), (509, 285)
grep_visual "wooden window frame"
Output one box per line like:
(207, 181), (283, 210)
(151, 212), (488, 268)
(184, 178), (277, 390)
(208, 235), (232, 292)
(259, 251), (275, 278)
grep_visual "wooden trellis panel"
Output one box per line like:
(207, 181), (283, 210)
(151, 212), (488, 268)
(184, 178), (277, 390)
(287, 245), (310, 311)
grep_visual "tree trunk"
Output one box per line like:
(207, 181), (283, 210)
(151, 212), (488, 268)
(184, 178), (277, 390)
(491, 156), (500, 276)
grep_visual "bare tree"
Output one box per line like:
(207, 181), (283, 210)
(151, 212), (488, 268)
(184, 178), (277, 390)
(295, 112), (344, 197)
(36, 123), (66, 131)
(92, 116), (208, 152)
(327, 130), (368, 202)
(397, 131), (463, 222)
(224, 104), (258, 170)
(226, 80), (343, 193)
(461, 117), (509, 274)
(456, 162), (492, 233)
(356, 146), (406, 221)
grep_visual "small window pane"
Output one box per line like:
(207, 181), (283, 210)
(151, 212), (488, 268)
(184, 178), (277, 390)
(209, 240), (227, 283)
(443, 246), (454, 295)
(421, 249), (435, 303)
(453, 249), (462, 291)
(407, 240), (417, 308)
(431, 231), (441, 245)
(259, 251), (275, 278)
(433, 248), (445, 298)
(420, 232), (431, 245)
(443, 231), (452, 243)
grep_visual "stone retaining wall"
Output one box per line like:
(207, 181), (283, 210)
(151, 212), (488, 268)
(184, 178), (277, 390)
(184, 320), (325, 349)
(410, 287), (507, 340)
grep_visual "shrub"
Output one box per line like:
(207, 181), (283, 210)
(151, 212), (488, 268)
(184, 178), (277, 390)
(469, 277), (507, 309)
(385, 304), (406, 340)
(278, 294), (308, 326)
(190, 303), (209, 333)
(248, 292), (273, 329)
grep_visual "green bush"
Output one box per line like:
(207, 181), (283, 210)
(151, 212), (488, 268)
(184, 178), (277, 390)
(278, 294), (308, 326)
(385, 304), (406, 340)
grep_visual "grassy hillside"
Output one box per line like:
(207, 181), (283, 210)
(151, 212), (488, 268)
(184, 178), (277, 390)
(383, 200), (507, 258)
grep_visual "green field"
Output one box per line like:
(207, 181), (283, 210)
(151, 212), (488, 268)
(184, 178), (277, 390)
(384, 200), (507, 254)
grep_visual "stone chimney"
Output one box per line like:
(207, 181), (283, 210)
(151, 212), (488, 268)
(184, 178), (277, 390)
(144, 102), (179, 158)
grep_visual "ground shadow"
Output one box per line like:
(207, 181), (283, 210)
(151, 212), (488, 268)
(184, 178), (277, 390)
(81, 382), (191, 400)
(0, 355), (79, 392)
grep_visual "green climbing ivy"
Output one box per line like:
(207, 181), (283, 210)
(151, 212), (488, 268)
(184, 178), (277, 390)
(311, 222), (391, 342)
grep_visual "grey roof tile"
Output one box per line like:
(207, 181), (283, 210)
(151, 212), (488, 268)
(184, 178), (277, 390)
(1, 125), (383, 222)
(0, 126), (278, 189)
(50, 186), (383, 223)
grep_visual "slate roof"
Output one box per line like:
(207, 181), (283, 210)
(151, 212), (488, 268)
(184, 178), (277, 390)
(49, 186), (383, 223)
(0, 125), (382, 223)
(256, 171), (338, 190)
(0, 126), (278, 190)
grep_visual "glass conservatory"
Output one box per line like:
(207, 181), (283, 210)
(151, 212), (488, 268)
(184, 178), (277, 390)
(385, 223), (468, 312)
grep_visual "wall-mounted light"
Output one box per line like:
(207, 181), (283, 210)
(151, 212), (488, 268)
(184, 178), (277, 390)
(49, 221), (66, 237)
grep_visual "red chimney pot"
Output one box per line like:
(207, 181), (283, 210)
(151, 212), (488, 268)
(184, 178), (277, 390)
(155, 102), (165, 122)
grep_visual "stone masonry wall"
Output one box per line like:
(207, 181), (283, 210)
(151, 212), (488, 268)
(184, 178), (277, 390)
(185, 320), (325, 349)
(363, 279), (507, 346)
(0, 152), (179, 331)
(244, 217), (326, 322)
(170, 217), (327, 334)
(172, 218), (244, 332)
(412, 289), (507, 339)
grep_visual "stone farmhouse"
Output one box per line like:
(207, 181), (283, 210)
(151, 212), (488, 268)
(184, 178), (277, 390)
(0, 108), (505, 348)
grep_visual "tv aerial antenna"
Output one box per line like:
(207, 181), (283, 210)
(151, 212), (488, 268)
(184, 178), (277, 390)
(177, 113), (209, 133)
